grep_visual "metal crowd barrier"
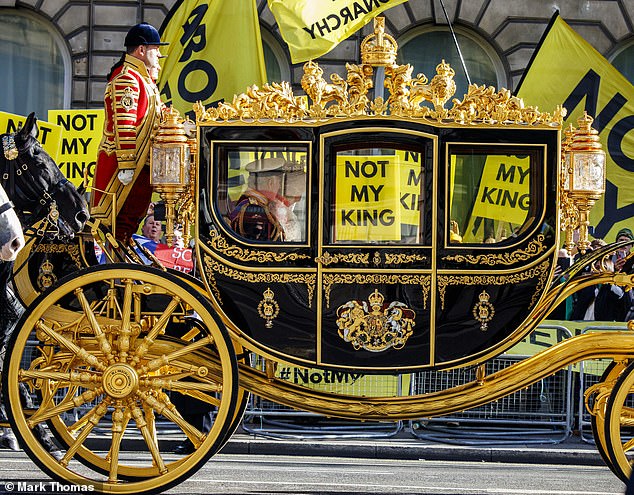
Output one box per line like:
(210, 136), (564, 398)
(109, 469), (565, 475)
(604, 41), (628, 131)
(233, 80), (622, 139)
(242, 357), (404, 439)
(242, 326), (576, 443)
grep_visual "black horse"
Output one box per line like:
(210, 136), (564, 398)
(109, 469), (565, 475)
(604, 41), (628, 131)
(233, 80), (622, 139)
(1, 112), (89, 238)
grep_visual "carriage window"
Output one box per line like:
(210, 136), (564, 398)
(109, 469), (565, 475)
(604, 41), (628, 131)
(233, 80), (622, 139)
(449, 147), (537, 244)
(332, 146), (424, 244)
(216, 144), (309, 243)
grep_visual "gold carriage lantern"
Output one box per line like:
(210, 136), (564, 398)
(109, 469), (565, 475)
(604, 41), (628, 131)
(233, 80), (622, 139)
(562, 112), (606, 253)
(150, 107), (190, 246)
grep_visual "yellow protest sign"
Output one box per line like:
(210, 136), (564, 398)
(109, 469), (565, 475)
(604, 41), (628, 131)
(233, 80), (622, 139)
(396, 150), (424, 227)
(468, 154), (531, 225)
(268, 0), (408, 63)
(335, 155), (401, 241)
(0, 111), (62, 161)
(516, 13), (634, 242)
(48, 110), (104, 188)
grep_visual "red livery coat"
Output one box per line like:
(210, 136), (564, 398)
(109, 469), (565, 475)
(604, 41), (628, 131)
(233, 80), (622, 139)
(91, 54), (163, 241)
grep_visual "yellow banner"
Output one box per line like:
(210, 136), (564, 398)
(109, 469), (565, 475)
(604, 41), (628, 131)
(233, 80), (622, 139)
(516, 13), (634, 242)
(274, 364), (410, 396)
(0, 111), (62, 161)
(268, 0), (408, 63)
(158, 0), (267, 118)
(395, 149), (423, 226)
(335, 155), (401, 241)
(469, 155), (531, 225)
(48, 109), (104, 188)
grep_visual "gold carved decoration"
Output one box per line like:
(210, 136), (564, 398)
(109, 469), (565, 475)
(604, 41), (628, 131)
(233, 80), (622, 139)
(472, 290), (495, 331)
(194, 18), (564, 128)
(36, 259), (57, 291)
(384, 253), (427, 265)
(207, 228), (310, 262)
(443, 235), (547, 266)
(336, 289), (416, 352)
(257, 287), (280, 328)
(34, 243), (82, 268)
(203, 254), (316, 307)
(315, 251), (369, 266)
(322, 273), (430, 309)
(436, 260), (551, 310)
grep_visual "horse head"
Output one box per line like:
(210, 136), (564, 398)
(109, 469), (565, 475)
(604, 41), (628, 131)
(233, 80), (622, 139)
(0, 183), (24, 262)
(1, 113), (89, 239)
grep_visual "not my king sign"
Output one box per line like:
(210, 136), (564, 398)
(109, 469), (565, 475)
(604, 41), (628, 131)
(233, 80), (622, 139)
(335, 151), (423, 241)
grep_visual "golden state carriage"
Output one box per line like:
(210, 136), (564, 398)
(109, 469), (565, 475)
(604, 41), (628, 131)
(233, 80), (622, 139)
(5, 18), (634, 494)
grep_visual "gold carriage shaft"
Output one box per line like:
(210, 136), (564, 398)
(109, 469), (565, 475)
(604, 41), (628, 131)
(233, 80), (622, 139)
(5, 17), (634, 495)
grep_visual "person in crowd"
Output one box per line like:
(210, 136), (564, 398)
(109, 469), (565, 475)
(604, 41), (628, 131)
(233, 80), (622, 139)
(550, 248), (574, 320)
(229, 158), (306, 242)
(141, 214), (162, 243)
(91, 22), (168, 243)
(613, 227), (633, 272)
(570, 239), (628, 321)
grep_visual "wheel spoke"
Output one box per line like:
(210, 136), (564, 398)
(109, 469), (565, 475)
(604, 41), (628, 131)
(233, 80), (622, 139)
(75, 288), (115, 365)
(117, 279), (134, 361)
(19, 369), (101, 389)
(136, 390), (205, 447)
(139, 336), (214, 375)
(622, 437), (634, 454)
(141, 376), (221, 393)
(60, 400), (111, 467)
(108, 407), (130, 482)
(28, 387), (105, 428)
(35, 321), (106, 371)
(129, 402), (167, 473)
(129, 296), (182, 366)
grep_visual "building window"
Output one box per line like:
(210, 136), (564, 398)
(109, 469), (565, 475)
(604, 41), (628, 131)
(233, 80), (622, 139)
(609, 39), (634, 85)
(261, 28), (290, 83)
(0, 10), (70, 118)
(397, 26), (506, 103)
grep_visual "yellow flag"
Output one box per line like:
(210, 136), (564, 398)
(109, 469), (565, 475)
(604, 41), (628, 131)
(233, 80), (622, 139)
(516, 13), (634, 242)
(268, 0), (408, 63)
(158, 0), (267, 118)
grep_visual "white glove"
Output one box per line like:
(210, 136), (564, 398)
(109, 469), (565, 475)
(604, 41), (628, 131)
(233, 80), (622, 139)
(117, 169), (134, 185)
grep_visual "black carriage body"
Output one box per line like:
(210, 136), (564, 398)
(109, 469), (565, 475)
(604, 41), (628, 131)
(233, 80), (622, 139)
(196, 119), (559, 372)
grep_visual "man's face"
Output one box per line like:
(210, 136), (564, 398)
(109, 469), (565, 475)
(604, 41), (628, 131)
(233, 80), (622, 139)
(136, 45), (163, 74)
(142, 215), (162, 242)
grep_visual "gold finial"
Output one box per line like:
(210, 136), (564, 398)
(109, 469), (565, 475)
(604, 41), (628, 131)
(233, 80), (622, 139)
(361, 17), (397, 66)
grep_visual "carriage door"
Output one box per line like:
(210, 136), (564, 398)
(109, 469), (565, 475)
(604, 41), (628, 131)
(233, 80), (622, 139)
(316, 127), (437, 370)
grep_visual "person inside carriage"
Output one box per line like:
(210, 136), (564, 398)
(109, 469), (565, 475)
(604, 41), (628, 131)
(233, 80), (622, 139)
(228, 158), (306, 242)
(90, 22), (168, 243)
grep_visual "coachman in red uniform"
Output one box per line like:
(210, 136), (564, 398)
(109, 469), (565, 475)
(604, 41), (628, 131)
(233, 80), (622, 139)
(91, 23), (168, 242)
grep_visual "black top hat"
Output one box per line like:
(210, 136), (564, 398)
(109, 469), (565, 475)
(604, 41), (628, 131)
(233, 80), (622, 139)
(124, 23), (169, 47)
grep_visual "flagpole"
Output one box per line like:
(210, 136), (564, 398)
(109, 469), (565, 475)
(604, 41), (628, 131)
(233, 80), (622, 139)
(438, 0), (471, 86)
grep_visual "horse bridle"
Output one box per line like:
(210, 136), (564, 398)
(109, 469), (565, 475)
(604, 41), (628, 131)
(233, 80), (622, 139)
(0, 197), (15, 216)
(1, 133), (69, 226)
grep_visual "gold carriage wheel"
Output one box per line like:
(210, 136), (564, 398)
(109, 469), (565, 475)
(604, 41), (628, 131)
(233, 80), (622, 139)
(604, 359), (634, 483)
(3, 264), (239, 494)
(589, 361), (627, 472)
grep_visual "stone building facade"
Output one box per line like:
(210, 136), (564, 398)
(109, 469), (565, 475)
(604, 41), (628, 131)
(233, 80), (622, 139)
(1, 0), (633, 110)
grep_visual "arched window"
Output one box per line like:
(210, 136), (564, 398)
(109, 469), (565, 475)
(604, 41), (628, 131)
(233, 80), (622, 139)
(0, 10), (70, 118)
(261, 28), (290, 83)
(397, 26), (506, 102)
(610, 39), (634, 85)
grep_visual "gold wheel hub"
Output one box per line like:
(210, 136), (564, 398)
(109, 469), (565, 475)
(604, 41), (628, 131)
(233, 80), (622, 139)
(102, 363), (139, 399)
